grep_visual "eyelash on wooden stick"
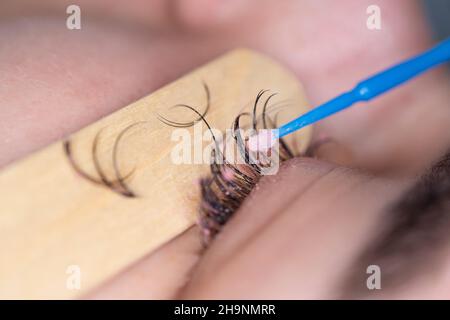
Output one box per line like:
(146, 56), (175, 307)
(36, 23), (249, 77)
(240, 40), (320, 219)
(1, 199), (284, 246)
(159, 84), (317, 246)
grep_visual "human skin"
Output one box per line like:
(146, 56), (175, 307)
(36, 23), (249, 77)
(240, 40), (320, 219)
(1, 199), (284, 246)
(1, 0), (449, 299)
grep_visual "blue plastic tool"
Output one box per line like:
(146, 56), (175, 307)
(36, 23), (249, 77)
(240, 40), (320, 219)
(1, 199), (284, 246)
(276, 37), (450, 139)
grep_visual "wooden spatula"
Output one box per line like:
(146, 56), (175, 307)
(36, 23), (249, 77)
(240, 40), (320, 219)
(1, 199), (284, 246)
(0, 49), (311, 299)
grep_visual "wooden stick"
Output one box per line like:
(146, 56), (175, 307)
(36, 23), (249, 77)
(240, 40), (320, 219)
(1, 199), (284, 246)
(0, 49), (311, 299)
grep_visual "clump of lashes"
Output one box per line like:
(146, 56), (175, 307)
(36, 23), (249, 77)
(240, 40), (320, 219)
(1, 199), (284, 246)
(63, 123), (142, 198)
(62, 83), (212, 197)
(161, 85), (315, 246)
(198, 90), (296, 245)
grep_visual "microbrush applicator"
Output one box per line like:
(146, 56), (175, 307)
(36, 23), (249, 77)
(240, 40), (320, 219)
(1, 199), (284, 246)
(249, 37), (450, 151)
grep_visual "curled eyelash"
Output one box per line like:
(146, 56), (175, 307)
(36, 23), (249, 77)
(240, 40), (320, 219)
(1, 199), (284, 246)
(63, 123), (144, 197)
(156, 81), (210, 128)
(63, 81), (212, 197)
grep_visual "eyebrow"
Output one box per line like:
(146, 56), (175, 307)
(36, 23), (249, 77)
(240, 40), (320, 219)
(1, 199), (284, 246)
(341, 150), (450, 297)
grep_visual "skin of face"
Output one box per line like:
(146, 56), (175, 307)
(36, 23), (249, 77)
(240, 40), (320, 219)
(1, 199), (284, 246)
(1, 0), (449, 299)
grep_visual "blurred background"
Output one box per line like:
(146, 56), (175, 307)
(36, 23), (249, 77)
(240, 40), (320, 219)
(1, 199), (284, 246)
(422, 0), (450, 41)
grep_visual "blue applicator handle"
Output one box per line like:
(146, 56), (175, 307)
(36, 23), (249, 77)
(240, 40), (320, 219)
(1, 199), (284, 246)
(277, 37), (450, 139)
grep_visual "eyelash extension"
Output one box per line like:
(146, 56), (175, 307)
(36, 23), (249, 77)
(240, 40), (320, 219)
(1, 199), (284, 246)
(62, 82), (212, 197)
(160, 87), (314, 246)
(157, 82), (210, 128)
(63, 122), (144, 198)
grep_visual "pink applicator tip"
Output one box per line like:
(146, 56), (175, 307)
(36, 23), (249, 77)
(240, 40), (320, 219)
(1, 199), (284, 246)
(248, 129), (278, 152)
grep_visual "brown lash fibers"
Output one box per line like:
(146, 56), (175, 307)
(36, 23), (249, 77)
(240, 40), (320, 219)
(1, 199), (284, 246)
(64, 83), (315, 246)
(161, 86), (314, 246)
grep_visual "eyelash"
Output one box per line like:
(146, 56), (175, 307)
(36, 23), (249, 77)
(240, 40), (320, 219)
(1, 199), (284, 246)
(63, 82), (212, 197)
(63, 83), (319, 246)
(63, 127), (137, 198)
